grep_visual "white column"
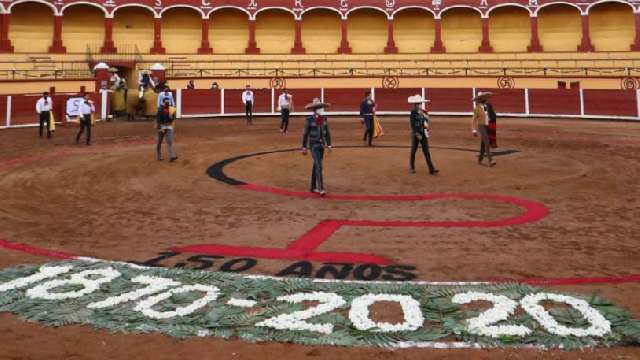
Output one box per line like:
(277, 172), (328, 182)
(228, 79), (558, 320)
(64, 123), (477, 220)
(320, 88), (325, 104)
(421, 88), (426, 111)
(471, 88), (476, 108)
(220, 88), (225, 114)
(271, 88), (275, 114)
(176, 88), (182, 118)
(101, 91), (108, 120)
(636, 89), (640, 119)
(524, 88), (530, 115)
(6, 95), (11, 127)
(371, 87), (375, 101)
(579, 88), (585, 117)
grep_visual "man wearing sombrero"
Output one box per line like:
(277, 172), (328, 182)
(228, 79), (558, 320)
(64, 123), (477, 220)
(301, 98), (332, 196)
(472, 91), (496, 167)
(138, 69), (155, 99)
(408, 95), (438, 175)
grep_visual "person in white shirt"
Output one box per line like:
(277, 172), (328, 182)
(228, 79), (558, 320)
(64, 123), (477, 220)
(278, 89), (293, 134)
(241, 84), (254, 125)
(35, 91), (53, 138)
(157, 87), (175, 108)
(76, 93), (95, 145)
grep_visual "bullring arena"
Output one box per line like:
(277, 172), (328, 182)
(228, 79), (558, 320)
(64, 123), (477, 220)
(1, 0), (640, 358)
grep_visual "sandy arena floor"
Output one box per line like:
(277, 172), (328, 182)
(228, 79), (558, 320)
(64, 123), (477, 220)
(0, 115), (639, 359)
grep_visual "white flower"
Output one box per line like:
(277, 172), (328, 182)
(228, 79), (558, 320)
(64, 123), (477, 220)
(256, 292), (346, 334)
(226, 298), (257, 308)
(0, 265), (73, 292)
(134, 284), (220, 320)
(520, 293), (611, 337)
(26, 268), (120, 301)
(349, 293), (424, 332)
(452, 291), (531, 338)
(88, 275), (181, 309)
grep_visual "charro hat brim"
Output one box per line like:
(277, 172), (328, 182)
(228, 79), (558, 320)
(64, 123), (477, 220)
(305, 102), (330, 110)
(408, 94), (431, 104)
(473, 91), (493, 101)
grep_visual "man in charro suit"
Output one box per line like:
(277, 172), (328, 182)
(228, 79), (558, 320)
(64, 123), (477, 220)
(359, 91), (376, 146)
(301, 98), (332, 197)
(408, 94), (439, 175)
(472, 91), (496, 167)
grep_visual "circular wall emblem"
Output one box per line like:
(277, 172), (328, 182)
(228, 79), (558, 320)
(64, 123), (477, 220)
(270, 77), (286, 89)
(497, 76), (515, 89)
(621, 77), (639, 90)
(382, 76), (399, 89)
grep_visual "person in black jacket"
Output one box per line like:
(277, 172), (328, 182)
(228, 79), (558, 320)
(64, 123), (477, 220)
(156, 99), (178, 162)
(359, 91), (375, 146)
(408, 95), (438, 175)
(302, 98), (332, 196)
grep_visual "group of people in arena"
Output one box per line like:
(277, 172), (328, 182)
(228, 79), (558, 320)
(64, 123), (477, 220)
(35, 80), (498, 197)
(36, 91), (95, 145)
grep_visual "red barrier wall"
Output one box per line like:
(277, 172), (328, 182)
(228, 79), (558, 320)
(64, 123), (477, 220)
(583, 90), (637, 117)
(0, 96), (6, 126)
(273, 89), (320, 112)
(182, 89), (221, 115)
(224, 89), (271, 113)
(476, 89), (526, 114)
(10, 95), (40, 126)
(323, 88), (368, 112)
(374, 88), (421, 112)
(529, 89), (581, 115)
(426, 88), (474, 113)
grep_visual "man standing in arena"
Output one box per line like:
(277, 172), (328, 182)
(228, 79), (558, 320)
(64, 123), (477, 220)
(156, 98), (178, 162)
(35, 91), (53, 139)
(278, 89), (293, 134)
(76, 93), (95, 146)
(242, 84), (254, 125)
(408, 95), (438, 175)
(359, 91), (376, 146)
(302, 98), (332, 197)
(472, 91), (496, 167)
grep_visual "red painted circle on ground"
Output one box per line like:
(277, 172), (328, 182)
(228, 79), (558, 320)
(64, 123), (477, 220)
(0, 145), (638, 285)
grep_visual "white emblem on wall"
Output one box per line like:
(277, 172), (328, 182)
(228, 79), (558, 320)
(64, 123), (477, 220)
(248, 0), (258, 10)
(480, 0), (488, 7)
(293, 0), (303, 11)
(154, 0), (161, 8)
(385, 0), (395, 10)
(528, 0), (538, 6)
(103, 0), (115, 7)
(432, 0), (442, 9)
(201, 0), (211, 7)
(339, 0), (348, 11)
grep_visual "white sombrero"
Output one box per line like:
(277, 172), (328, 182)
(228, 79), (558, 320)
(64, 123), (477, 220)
(408, 94), (430, 104)
(305, 97), (330, 110)
(473, 91), (492, 101)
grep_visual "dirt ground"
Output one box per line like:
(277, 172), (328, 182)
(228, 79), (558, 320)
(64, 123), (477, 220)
(0, 115), (639, 359)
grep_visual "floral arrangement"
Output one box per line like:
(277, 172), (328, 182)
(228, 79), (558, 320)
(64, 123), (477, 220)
(0, 259), (638, 349)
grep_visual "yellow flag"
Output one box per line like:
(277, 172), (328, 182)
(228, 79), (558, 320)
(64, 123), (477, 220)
(49, 112), (56, 132)
(373, 117), (384, 138)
